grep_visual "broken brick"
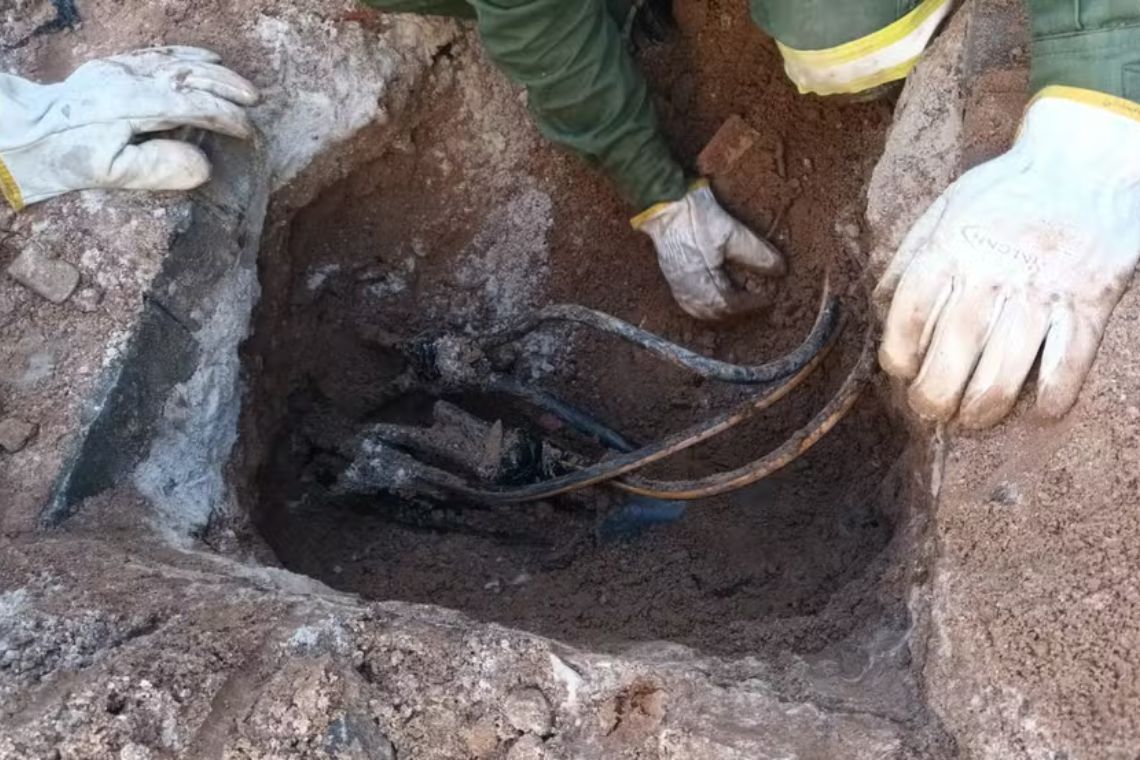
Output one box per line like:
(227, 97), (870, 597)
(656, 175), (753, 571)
(7, 244), (80, 304)
(0, 416), (37, 453)
(697, 114), (761, 177)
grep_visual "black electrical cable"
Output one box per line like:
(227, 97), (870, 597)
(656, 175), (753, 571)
(610, 331), (875, 499)
(403, 319), (840, 503)
(486, 376), (640, 453)
(483, 280), (839, 384)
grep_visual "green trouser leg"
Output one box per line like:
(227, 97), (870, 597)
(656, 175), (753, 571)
(359, 0), (686, 211)
(1027, 0), (1140, 101)
(748, 0), (920, 50)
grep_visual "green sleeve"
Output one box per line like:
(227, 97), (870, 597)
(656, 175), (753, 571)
(1027, 0), (1140, 102)
(749, 0), (920, 50)
(469, 0), (687, 210)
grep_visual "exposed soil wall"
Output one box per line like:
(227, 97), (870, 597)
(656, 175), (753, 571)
(238, 0), (919, 662)
(5, 0), (1137, 758)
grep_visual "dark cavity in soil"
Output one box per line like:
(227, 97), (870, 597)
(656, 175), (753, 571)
(239, 0), (903, 657)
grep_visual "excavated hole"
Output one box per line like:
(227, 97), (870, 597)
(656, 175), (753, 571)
(237, 20), (911, 660)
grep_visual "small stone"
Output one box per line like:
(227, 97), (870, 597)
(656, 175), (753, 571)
(0, 288), (17, 315)
(0, 417), (37, 453)
(506, 734), (547, 760)
(697, 115), (760, 177)
(503, 687), (553, 736)
(988, 482), (1022, 507)
(463, 719), (500, 758)
(72, 287), (103, 313)
(6, 244), (80, 303)
(536, 414), (563, 433)
(119, 743), (153, 760)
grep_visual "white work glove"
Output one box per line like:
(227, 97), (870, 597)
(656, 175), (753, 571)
(0, 46), (258, 210)
(877, 90), (1140, 428)
(635, 181), (786, 320)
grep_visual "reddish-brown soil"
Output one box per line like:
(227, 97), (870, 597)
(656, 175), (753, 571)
(241, 0), (903, 657)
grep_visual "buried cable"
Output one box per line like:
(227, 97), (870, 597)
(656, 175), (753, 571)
(383, 316), (841, 504)
(610, 329), (876, 500)
(485, 376), (640, 452)
(484, 377), (691, 538)
(482, 279), (839, 385)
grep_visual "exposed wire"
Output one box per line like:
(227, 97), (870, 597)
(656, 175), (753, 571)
(483, 279), (839, 385)
(401, 318), (840, 503)
(610, 330), (875, 499)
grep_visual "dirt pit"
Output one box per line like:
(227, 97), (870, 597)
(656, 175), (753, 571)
(239, 1), (904, 658)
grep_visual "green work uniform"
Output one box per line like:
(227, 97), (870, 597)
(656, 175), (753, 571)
(359, 0), (1140, 211)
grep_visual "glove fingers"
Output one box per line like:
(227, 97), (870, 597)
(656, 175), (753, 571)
(720, 291), (767, 317)
(111, 46), (223, 67)
(958, 300), (1050, 428)
(724, 225), (786, 277)
(878, 260), (953, 380)
(1035, 308), (1104, 418)
(132, 91), (255, 139)
(670, 269), (731, 321)
(872, 193), (950, 308)
(174, 62), (260, 105)
(105, 139), (211, 191)
(907, 284), (1002, 421)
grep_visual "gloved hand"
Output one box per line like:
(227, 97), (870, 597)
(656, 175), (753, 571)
(0, 46), (258, 210)
(634, 181), (786, 320)
(876, 89), (1140, 428)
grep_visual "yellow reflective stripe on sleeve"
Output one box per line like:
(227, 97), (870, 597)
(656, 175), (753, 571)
(775, 0), (951, 96)
(790, 55), (921, 96)
(775, 0), (951, 67)
(0, 156), (25, 211)
(1031, 85), (1140, 125)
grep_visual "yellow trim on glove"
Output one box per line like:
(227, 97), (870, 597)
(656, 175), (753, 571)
(630, 198), (676, 230)
(1031, 85), (1140, 124)
(0, 156), (25, 211)
(775, 0), (950, 67)
(630, 179), (709, 230)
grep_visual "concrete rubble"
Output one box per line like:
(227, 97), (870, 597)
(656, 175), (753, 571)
(0, 416), (37, 453)
(6, 244), (81, 305)
(1, 0), (1138, 758)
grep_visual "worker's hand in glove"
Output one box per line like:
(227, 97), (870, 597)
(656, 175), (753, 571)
(634, 181), (786, 320)
(876, 90), (1140, 428)
(0, 46), (259, 210)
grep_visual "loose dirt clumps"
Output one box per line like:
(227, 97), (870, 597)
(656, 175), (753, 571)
(240, 0), (914, 669)
(13, 0), (1138, 758)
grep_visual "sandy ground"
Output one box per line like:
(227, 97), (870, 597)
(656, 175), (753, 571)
(3, 0), (1140, 757)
